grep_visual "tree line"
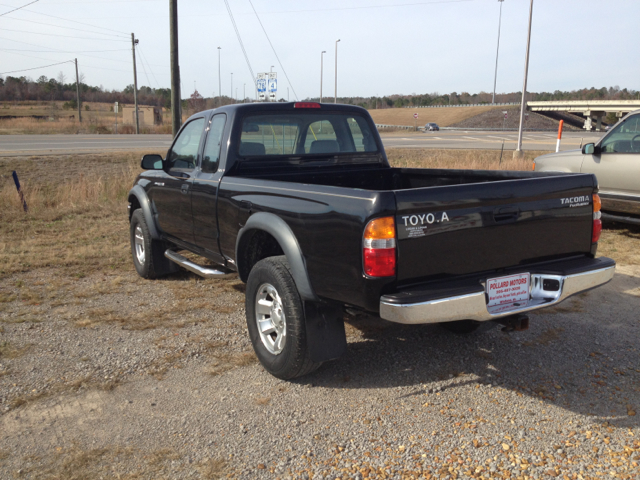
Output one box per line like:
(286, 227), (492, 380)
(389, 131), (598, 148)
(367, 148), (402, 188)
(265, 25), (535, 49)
(1, 74), (637, 111)
(317, 86), (640, 110)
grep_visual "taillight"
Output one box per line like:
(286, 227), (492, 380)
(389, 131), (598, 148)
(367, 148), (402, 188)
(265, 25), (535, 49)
(592, 194), (602, 243)
(363, 216), (396, 277)
(294, 102), (321, 109)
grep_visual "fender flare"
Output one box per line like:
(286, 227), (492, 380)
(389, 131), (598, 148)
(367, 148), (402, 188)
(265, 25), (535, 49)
(128, 185), (160, 240)
(236, 212), (319, 302)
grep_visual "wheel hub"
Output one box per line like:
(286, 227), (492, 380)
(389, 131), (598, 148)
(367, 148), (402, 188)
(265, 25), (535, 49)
(134, 225), (145, 265)
(255, 283), (287, 355)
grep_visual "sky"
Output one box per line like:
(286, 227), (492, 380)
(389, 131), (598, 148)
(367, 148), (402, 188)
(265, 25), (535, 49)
(1, 0), (639, 101)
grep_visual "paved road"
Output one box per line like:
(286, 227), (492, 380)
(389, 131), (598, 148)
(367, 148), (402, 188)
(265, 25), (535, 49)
(0, 130), (605, 157)
(380, 130), (605, 151)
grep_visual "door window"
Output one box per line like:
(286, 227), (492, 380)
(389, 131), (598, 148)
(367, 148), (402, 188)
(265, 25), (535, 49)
(202, 114), (226, 173)
(166, 118), (205, 171)
(601, 115), (640, 153)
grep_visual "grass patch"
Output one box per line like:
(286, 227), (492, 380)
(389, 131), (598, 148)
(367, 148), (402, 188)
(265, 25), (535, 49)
(386, 148), (543, 171)
(523, 327), (565, 347)
(9, 374), (123, 410)
(0, 341), (31, 359)
(207, 351), (257, 376)
(14, 443), (190, 479)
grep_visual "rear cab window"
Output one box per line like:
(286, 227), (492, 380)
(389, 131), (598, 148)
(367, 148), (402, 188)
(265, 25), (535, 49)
(239, 112), (378, 158)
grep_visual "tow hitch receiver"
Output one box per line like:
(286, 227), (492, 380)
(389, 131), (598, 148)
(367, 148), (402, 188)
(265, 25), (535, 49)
(494, 314), (529, 332)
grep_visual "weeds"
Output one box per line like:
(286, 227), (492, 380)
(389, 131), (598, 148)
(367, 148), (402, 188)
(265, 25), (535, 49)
(207, 351), (257, 376)
(386, 148), (540, 171)
(0, 341), (31, 359)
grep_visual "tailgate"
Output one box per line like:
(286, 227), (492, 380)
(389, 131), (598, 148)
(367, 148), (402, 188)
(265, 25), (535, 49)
(394, 174), (596, 283)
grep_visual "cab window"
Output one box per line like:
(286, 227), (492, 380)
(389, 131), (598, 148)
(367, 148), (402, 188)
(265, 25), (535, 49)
(601, 115), (640, 153)
(166, 118), (205, 171)
(202, 114), (226, 173)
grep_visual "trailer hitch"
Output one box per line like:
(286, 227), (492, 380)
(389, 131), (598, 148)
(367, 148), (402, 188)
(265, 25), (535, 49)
(494, 314), (529, 333)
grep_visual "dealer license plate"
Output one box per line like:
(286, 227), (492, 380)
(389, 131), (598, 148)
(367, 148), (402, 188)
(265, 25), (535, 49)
(486, 273), (530, 314)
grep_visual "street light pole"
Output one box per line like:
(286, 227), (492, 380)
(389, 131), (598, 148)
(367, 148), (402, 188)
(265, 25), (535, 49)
(492, 0), (504, 105)
(217, 47), (221, 107)
(515, 0), (534, 157)
(320, 51), (326, 103)
(334, 39), (340, 104)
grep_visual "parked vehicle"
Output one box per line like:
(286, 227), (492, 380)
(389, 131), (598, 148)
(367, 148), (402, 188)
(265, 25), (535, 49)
(534, 109), (640, 225)
(128, 102), (614, 379)
(425, 122), (440, 131)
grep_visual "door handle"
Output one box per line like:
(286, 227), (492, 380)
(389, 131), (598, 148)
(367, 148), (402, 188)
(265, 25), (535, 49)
(493, 206), (519, 223)
(181, 183), (190, 195)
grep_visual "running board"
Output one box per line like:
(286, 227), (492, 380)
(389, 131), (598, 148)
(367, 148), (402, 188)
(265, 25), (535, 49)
(164, 250), (234, 278)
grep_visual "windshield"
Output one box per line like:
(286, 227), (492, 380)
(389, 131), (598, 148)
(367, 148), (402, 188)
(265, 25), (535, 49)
(239, 112), (378, 157)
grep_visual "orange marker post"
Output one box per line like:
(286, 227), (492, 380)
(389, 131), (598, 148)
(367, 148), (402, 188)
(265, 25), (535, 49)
(556, 120), (564, 152)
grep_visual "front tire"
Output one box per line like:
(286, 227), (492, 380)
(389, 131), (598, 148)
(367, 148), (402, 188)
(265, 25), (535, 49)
(129, 209), (175, 279)
(246, 256), (321, 379)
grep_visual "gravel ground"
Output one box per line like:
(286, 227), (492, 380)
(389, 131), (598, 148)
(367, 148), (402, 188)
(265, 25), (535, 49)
(1, 262), (639, 479)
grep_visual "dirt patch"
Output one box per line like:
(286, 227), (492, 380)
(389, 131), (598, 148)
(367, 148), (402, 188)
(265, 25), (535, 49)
(369, 105), (506, 127)
(449, 107), (579, 130)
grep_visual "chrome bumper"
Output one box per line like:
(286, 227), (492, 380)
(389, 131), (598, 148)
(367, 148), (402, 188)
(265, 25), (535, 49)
(379, 265), (615, 325)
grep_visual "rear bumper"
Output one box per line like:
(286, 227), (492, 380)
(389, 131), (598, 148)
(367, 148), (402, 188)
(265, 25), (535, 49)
(379, 257), (615, 324)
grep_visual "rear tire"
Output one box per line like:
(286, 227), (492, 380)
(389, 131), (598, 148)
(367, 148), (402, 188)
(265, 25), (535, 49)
(130, 209), (175, 279)
(246, 256), (321, 379)
(439, 320), (482, 335)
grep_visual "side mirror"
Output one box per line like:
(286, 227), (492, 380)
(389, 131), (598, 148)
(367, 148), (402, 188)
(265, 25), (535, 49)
(582, 143), (598, 155)
(141, 154), (164, 170)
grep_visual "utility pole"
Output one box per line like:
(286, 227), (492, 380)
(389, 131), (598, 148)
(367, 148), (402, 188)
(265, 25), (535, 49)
(320, 51), (326, 103)
(515, 0), (534, 158)
(217, 47), (221, 107)
(170, 0), (181, 137)
(74, 58), (82, 123)
(243, 83), (246, 103)
(231, 73), (233, 102)
(492, 0), (504, 105)
(334, 39), (340, 104)
(131, 33), (140, 134)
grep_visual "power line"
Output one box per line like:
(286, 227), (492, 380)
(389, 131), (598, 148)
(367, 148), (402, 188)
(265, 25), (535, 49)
(1, 48), (128, 53)
(0, 0), (38, 17)
(0, 26), (130, 41)
(137, 44), (161, 88)
(0, 35), (146, 69)
(0, 1), (130, 36)
(1, 13), (130, 38)
(246, 0), (472, 15)
(248, 0), (298, 101)
(136, 44), (152, 88)
(223, 0), (256, 89)
(0, 60), (73, 76)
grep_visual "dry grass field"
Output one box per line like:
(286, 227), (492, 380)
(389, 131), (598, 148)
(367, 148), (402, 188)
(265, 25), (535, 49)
(368, 105), (506, 127)
(0, 101), (172, 135)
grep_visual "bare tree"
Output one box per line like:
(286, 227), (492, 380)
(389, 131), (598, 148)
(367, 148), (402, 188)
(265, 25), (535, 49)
(57, 71), (67, 86)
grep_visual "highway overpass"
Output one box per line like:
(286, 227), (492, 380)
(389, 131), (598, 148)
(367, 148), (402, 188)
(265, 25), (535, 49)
(527, 100), (640, 131)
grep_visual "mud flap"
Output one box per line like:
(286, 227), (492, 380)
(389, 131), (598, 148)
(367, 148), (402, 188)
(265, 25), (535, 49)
(303, 301), (347, 363)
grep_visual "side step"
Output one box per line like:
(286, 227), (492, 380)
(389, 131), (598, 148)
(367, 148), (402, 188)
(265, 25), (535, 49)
(164, 250), (234, 278)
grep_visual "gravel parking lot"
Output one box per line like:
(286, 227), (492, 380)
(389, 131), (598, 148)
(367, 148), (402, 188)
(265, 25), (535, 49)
(1, 259), (639, 479)
(1, 153), (639, 479)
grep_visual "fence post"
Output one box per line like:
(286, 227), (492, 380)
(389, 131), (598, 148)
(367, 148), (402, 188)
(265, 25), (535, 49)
(12, 171), (28, 212)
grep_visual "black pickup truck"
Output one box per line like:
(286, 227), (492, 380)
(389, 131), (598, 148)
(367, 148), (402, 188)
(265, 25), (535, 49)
(128, 102), (615, 379)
